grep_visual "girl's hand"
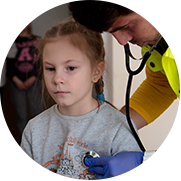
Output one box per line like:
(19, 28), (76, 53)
(12, 76), (27, 90)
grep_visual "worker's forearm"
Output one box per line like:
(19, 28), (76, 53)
(156, 146), (181, 177)
(120, 106), (147, 130)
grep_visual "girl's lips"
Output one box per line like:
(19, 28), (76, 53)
(54, 91), (70, 95)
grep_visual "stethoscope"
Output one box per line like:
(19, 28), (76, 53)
(82, 35), (163, 165)
(124, 35), (162, 152)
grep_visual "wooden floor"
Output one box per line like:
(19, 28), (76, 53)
(0, 176), (13, 181)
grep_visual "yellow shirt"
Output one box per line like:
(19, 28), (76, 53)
(130, 31), (181, 123)
(129, 65), (177, 124)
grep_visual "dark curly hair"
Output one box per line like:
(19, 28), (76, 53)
(69, 1), (132, 33)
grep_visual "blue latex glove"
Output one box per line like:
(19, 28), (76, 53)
(85, 151), (144, 179)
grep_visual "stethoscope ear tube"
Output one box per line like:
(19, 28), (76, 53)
(125, 73), (146, 152)
(124, 0), (173, 151)
(124, 44), (151, 75)
(124, 44), (152, 152)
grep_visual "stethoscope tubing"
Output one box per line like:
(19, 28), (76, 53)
(124, 35), (162, 152)
(124, 45), (150, 152)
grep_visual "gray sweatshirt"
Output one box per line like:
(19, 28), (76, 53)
(21, 102), (141, 179)
(0, 25), (17, 87)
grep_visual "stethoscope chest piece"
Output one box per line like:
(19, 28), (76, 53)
(82, 151), (100, 167)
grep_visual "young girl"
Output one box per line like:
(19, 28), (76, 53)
(21, 20), (141, 179)
(7, 11), (42, 133)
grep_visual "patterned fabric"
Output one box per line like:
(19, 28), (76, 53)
(13, 102), (140, 181)
(0, 26), (17, 87)
(7, 35), (37, 81)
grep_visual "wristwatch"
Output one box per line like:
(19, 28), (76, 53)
(139, 151), (164, 181)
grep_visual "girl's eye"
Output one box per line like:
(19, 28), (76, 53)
(68, 67), (77, 71)
(46, 67), (55, 71)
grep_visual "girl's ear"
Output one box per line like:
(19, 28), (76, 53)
(92, 62), (105, 83)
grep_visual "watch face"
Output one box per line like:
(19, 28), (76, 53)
(143, 164), (161, 181)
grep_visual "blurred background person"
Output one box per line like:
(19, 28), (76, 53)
(6, 23), (42, 138)
(0, 0), (17, 160)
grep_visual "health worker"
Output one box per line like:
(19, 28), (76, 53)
(69, 1), (180, 179)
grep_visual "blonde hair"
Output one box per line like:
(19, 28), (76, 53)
(37, 20), (106, 109)
(13, 11), (32, 37)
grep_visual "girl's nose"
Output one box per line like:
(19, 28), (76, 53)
(112, 31), (133, 45)
(53, 73), (65, 85)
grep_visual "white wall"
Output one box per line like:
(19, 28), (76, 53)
(3, 0), (69, 36)
(102, 33), (113, 103)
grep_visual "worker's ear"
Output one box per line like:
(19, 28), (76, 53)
(92, 62), (105, 83)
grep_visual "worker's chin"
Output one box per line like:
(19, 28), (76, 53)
(136, 42), (147, 47)
(130, 40), (147, 47)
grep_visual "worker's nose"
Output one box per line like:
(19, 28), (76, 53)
(112, 31), (133, 45)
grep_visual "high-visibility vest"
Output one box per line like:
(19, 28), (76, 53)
(142, 30), (181, 101)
